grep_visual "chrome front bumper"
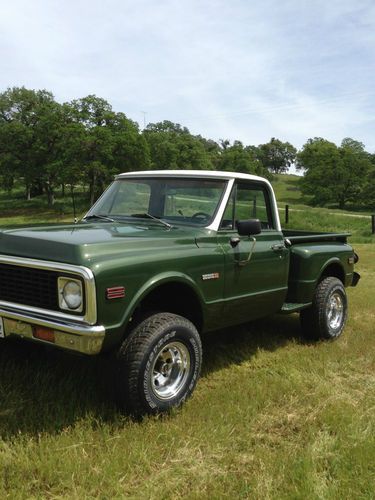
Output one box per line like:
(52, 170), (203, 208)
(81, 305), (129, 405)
(0, 306), (105, 355)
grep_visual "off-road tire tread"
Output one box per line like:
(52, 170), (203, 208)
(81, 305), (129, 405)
(115, 312), (202, 416)
(300, 276), (347, 340)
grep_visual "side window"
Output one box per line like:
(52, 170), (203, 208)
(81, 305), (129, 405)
(220, 182), (274, 230)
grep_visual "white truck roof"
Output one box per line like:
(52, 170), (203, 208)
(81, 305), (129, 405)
(117, 169), (266, 183)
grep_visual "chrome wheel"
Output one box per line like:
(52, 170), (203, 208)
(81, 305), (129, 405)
(327, 292), (344, 330)
(300, 277), (348, 341)
(151, 341), (191, 401)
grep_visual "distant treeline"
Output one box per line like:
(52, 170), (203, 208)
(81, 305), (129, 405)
(0, 87), (374, 209)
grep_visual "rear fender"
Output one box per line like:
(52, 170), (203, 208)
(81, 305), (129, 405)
(287, 248), (352, 303)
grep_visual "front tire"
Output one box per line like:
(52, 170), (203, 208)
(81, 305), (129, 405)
(300, 277), (348, 340)
(115, 312), (202, 416)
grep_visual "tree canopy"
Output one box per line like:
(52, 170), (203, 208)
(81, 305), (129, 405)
(0, 89), (150, 205)
(0, 86), (374, 210)
(297, 137), (372, 208)
(256, 137), (297, 174)
(143, 120), (211, 171)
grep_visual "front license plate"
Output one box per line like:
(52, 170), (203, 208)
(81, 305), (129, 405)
(0, 317), (4, 338)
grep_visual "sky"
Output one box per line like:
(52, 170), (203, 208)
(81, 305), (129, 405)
(1, 0), (375, 154)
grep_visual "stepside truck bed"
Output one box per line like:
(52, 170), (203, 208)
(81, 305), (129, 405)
(283, 229), (351, 244)
(280, 229), (358, 313)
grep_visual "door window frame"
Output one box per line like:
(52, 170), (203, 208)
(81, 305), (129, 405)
(219, 181), (276, 232)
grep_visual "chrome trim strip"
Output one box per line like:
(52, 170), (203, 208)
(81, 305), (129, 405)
(0, 306), (105, 336)
(0, 255), (97, 325)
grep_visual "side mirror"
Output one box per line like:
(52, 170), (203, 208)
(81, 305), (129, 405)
(236, 219), (262, 236)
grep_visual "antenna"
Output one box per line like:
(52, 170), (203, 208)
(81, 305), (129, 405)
(141, 111), (147, 129)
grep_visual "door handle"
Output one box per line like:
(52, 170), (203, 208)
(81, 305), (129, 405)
(230, 237), (240, 248)
(271, 243), (285, 252)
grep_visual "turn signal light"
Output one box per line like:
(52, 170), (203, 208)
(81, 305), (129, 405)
(33, 326), (55, 343)
(106, 286), (125, 299)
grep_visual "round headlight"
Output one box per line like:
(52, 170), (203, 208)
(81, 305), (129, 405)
(62, 280), (82, 310)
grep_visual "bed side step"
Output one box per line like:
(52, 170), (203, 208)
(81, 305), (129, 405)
(280, 302), (312, 314)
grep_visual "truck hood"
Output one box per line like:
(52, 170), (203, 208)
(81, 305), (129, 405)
(0, 221), (205, 266)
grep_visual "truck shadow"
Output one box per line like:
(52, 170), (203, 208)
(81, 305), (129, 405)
(201, 313), (303, 376)
(0, 313), (304, 437)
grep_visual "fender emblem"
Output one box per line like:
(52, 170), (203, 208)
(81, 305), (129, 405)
(202, 272), (220, 281)
(106, 286), (125, 299)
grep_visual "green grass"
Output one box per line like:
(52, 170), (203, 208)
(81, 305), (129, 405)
(0, 245), (373, 498)
(0, 185), (90, 227)
(271, 173), (309, 206)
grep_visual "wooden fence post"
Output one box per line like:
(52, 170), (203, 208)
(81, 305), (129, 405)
(285, 205), (289, 224)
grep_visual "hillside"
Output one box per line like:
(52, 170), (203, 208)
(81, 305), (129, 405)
(271, 174), (374, 243)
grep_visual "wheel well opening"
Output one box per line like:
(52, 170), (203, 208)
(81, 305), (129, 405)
(320, 263), (345, 284)
(132, 282), (203, 332)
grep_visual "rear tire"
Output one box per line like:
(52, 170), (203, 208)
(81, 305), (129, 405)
(300, 277), (348, 340)
(115, 312), (202, 416)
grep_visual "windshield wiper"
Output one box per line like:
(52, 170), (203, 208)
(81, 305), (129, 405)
(131, 213), (173, 229)
(82, 214), (115, 222)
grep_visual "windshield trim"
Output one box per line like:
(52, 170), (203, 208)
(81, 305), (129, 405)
(206, 178), (235, 231)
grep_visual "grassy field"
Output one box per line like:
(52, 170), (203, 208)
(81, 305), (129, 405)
(272, 174), (375, 243)
(0, 185), (90, 227)
(0, 175), (374, 498)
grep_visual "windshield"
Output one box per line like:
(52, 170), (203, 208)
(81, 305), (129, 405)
(86, 177), (227, 226)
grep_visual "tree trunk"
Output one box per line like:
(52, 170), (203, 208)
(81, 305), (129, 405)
(61, 183), (65, 196)
(26, 184), (31, 201)
(45, 183), (55, 207)
(47, 190), (55, 207)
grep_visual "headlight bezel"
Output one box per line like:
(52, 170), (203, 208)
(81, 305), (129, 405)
(58, 276), (84, 313)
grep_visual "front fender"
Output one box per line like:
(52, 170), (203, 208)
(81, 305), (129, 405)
(121, 271), (206, 327)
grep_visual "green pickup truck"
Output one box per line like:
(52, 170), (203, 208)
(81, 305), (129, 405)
(0, 170), (360, 415)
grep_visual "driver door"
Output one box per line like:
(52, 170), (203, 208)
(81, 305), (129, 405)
(218, 181), (289, 326)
